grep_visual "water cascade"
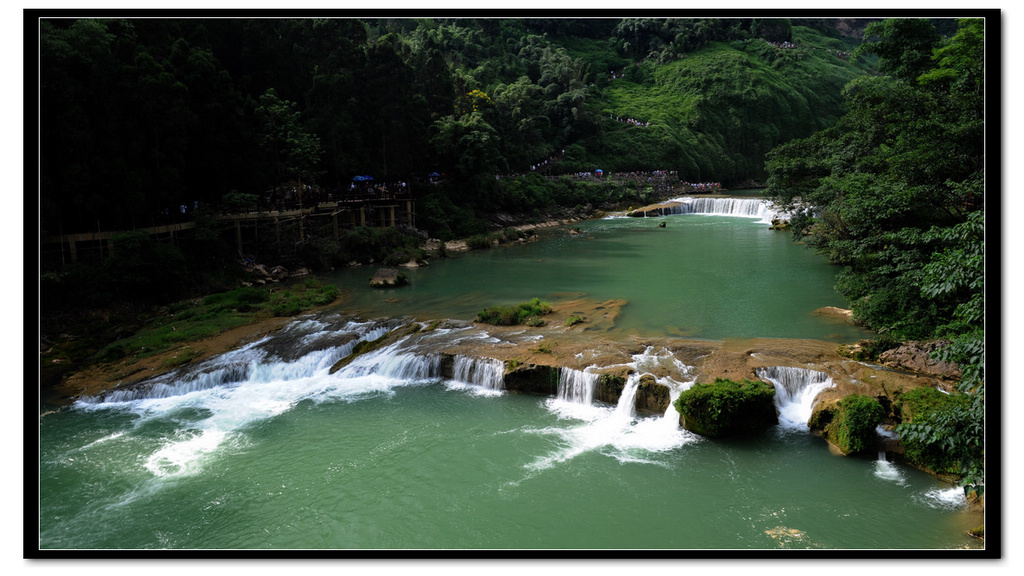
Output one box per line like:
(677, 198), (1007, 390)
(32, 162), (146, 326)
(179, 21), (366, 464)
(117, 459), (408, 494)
(335, 343), (440, 382)
(83, 319), (398, 404)
(655, 197), (788, 224)
(614, 374), (641, 418)
(557, 367), (599, 405)
(451, 355), (505, 390)
(755, 366), (834, 430)
(873, 451), (907, 485)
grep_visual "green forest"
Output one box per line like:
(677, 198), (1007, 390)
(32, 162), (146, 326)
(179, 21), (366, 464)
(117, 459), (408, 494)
(39, 17), (877, 237)
(36, 15), (989, 495)
(39, 16), (884, 303)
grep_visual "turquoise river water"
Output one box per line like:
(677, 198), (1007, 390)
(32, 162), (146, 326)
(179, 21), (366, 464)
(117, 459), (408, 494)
(36, 197), (984, 552)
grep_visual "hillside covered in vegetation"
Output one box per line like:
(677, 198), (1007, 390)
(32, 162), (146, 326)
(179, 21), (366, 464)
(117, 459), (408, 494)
(40, 17), (879, 239)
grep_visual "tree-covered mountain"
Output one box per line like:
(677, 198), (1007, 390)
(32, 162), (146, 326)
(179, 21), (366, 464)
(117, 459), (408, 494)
(38, 16), (879, 238)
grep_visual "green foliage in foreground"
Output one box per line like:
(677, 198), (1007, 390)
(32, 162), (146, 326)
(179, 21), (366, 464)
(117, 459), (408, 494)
(894, 387), (976, 477)
(476, 298), (553, 326)
(673, 378), (777, 438)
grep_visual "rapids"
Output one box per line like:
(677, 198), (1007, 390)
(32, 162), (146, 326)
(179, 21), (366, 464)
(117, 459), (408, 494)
(38, 204), (983, 551)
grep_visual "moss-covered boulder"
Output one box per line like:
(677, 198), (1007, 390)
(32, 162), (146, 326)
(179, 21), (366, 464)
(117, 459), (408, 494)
(635, 374), (671, 416)
(594, 373), (627, 405)
(503, 363), (558, 395)
(809, 393), (885, 455)
(674, 378), (778, 438)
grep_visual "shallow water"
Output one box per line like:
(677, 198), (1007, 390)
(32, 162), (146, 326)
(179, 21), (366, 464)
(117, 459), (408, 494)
(326, 208), (871, 342)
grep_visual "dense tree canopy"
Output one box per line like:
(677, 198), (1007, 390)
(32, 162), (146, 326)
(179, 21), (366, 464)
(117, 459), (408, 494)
(38, 16), (876, 237)
(765, 18), (987, 495)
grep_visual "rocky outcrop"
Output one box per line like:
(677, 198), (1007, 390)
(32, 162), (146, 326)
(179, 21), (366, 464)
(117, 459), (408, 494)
(503, 363), (558, 395)
(594, 373), (627, 405)
(878, 341), (962, 380)
(369, 268), (409, 288)
(627, 202), (681, 218)
(635, 374), (671, 416)
(812, 306), (854, 322)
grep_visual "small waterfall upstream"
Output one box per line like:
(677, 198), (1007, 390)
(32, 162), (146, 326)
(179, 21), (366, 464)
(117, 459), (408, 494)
(755, 366), (834, 430)
(652, 196), (789, 224)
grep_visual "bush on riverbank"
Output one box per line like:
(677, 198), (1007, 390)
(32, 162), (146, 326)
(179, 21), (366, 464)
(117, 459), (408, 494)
(476, 298), (553, 326)
(809, 393), (885, 455)
(894, 387), (974, 476)
(674, 378), (778, 438)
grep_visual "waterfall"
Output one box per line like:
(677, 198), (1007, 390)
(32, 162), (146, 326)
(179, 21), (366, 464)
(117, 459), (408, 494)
(874, 451), (907, 485)
(614, 373), (641, 418)
(336, 344), (440, 382)
(451, 355), (505, 390)
(376, 353), (442, 381)
(557, 368), (599, 405)
(662, 196), (787, 224)
(755, 366), (833, 429)
(81, 320), (398, 404)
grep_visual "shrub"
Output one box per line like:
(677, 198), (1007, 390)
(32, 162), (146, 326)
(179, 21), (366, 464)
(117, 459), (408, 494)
(564, 314), (585, 327)
(674, 378), (777, 438)
(467, 234), (495, 250)
(894, 387), (971, 475)
(476, 298), (553, 326)
(831, 394), (886, 454)
(524, 315), (546, 327)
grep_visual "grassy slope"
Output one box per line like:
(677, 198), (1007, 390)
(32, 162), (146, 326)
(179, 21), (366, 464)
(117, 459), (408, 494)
(558, 27), (871, 182)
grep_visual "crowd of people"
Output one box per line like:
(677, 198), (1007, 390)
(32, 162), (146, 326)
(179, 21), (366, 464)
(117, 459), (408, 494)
(766, 40), (851, 59)
(681, 181), (721, 192)
(609, 113), (652, 128)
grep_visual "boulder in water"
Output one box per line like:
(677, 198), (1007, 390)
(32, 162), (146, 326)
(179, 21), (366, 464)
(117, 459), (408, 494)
(635, 374), (670, 416)
(503, 363), (558, 395)
(675, 378), (778, 437)
(594, 372), (627, 405)
(370, 268), (409, 288)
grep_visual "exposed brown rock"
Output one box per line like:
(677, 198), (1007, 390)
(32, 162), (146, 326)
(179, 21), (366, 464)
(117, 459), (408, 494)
(878, 340), (962, 380)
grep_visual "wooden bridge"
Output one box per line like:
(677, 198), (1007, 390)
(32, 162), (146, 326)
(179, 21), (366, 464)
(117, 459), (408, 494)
(40, 194), (416, 264)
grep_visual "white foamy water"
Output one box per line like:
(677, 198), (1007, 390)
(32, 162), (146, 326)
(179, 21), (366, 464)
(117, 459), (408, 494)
(755, 366), (834, 430)
(915, 486), (968, 510)
(873, 452), (907, 485)
(75, 320), (446, 479)
(532, 349), (699, 470)
(655, 196), (791, 224)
